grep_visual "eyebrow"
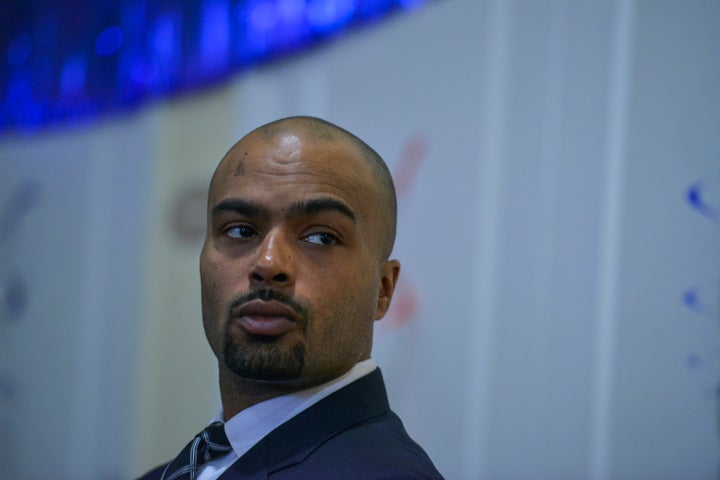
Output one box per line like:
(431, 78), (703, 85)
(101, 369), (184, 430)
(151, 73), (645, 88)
(288, 197), (357, 223)
(210, 197), (356, 223)
(211, 198), (268, 219)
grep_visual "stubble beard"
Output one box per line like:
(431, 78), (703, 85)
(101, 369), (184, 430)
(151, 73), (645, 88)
(222, 335), (306, 382)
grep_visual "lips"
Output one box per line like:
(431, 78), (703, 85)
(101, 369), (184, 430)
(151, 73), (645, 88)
(232, 300), (300, 337)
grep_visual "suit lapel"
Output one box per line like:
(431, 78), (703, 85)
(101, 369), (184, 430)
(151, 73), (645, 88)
(218, 368), (390, 479)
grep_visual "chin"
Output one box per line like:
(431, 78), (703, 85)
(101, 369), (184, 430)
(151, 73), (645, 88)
(223, 340), (305, 382)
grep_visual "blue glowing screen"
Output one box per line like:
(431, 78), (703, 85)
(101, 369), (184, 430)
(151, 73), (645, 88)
(0, 0), (428, 133)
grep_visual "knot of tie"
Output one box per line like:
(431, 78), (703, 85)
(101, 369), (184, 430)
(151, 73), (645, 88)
(162, 421), (233, 480)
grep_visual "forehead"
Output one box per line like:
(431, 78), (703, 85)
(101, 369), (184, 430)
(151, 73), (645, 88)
(210, 131), (378, 208)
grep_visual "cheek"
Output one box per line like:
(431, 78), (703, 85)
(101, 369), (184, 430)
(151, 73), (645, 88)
(200, 278), (223, 353)
(309, 271), (379, 339)
(201, 249), (246, 303)
(200, 254), (233, 355)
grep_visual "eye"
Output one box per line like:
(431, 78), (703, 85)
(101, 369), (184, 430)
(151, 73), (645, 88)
(224, 225), (257, 239)
(303, 232), (339, 246)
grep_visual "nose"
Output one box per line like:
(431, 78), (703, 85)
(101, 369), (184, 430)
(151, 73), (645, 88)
(249, 229), (295, 287)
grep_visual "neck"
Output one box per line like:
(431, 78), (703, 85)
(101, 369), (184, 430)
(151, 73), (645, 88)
(217, 364), (307, 420)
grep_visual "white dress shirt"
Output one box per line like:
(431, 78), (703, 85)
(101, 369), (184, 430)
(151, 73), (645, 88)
(195, 359), (378, 480)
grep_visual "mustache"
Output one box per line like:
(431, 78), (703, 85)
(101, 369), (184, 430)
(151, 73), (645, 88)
(227, 288), (306, 318)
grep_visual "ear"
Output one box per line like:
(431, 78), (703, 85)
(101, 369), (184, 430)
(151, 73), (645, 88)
(374, 259), (401, 320)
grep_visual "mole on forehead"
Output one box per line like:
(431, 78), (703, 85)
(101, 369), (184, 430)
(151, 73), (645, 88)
(233, 152), (247, 177)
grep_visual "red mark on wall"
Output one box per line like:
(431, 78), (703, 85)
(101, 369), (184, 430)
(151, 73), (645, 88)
(394, 135), (429, 199)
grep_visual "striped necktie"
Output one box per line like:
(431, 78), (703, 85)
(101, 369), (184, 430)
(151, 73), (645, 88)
(161, 421), (233, 480)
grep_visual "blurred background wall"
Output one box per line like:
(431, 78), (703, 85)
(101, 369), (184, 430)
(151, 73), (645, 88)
(1, 0), (719, 479)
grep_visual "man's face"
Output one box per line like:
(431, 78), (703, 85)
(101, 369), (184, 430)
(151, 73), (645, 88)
(200, 130), (399, 388)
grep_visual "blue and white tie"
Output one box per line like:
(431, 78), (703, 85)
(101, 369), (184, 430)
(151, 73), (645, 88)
(161, 421), (233, 480)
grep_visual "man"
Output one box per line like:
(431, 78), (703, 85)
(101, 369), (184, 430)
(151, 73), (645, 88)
(138, 116), (443, 479)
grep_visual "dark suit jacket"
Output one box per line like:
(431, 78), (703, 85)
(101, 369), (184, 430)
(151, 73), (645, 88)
(138, 369), (443, 479)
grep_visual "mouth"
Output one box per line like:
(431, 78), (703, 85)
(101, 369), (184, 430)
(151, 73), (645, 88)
(232, 299), (301, 337)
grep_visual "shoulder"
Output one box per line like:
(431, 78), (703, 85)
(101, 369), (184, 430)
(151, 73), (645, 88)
(277, 410), (444, 479)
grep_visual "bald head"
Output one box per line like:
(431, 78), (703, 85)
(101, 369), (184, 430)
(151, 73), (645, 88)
(212, 116), (397, 260)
